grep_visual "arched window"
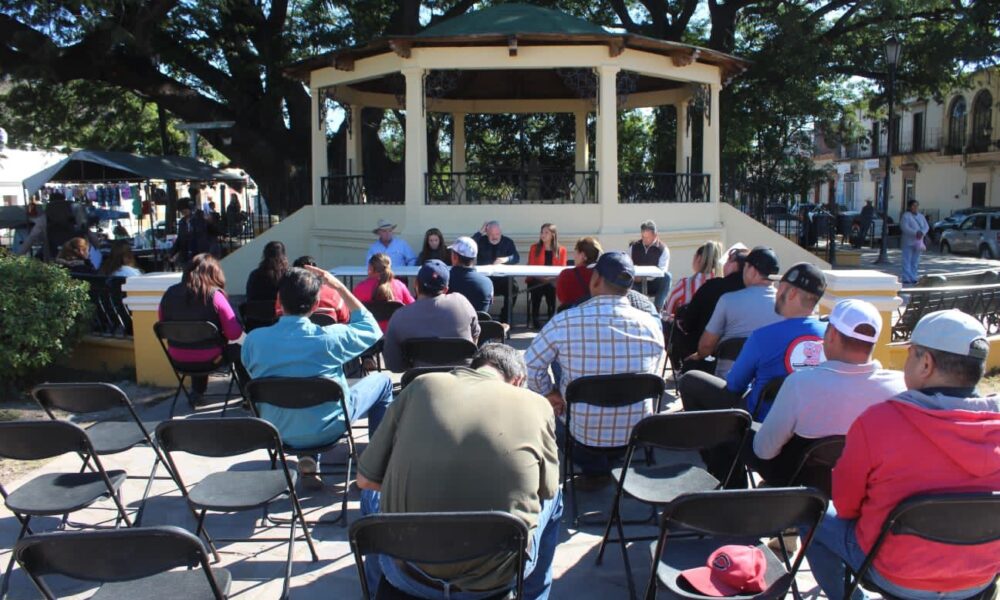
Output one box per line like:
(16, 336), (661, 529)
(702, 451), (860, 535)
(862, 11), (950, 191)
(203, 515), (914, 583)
(971, 90), (993, 153)
(948, 96), (967, 154)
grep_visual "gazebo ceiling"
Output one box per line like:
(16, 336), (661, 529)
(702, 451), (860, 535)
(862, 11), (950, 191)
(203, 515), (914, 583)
(286, 4), (749, 82)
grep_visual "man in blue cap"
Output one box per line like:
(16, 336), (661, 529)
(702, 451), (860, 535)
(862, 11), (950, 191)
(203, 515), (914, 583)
(382, 259), (480, 372)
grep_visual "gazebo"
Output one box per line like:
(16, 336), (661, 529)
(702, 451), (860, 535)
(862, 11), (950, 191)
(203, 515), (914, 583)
(286, 3), (748, 260)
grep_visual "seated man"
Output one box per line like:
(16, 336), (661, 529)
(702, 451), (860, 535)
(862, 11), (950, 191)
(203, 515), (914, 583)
(382, 259), (480, 372)
(629, 219), (672, 311)
(357, 344), (561, 600)
(526, 251), (664, 487)
(447, 236), (494, 312)
(807, 309), (1000, 600)
(472, 220), (520, 321)
(749, 299), (906, 485)
(241, 266), (393, 488)
(686, 246), (783, 378)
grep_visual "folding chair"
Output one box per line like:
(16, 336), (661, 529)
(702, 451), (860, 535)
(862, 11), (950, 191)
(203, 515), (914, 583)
(349, 512), (529, 600)
(784, 435), (844, 496)
(361, 301), (405, 373)
(477, 311), (494, 322)
(153, 321), (239, 418)
(309, 312), (337, 326)
(155, 417), (318, 600)
(750, 375), (786, 421)
(596, 410), (753, 600)
(563, 373), (666, 527)
(644, 487), (828, 600)
(715, 337), (747, 362)
(15, 525), (231, 599)
(31, 382), (171, 526)
(398, 366), (456, 391)
(844, 492), (1000, 600)
(478, 320), (508, 347)
(239, 299), (277, 332)
(245, 377), (358, 525)
(0, 420), (131, 597)
(401, 338), (478, 369)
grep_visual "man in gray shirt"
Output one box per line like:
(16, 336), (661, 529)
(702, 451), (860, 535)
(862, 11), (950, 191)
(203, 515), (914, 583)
(382, 260), (480, 372)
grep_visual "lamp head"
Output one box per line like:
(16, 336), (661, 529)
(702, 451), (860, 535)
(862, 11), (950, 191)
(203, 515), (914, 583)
(885, 35), (901, 67)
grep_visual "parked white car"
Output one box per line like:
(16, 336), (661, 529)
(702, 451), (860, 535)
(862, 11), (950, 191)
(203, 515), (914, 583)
(939, 213), (1000, 259)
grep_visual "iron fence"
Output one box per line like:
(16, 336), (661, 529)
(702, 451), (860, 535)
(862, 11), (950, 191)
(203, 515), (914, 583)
(322, 175), (405, 205)
(425, 171), (597, 205)
(618, 172), (710, 203)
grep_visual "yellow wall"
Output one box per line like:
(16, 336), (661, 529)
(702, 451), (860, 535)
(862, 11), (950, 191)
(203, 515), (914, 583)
(58, 335), (135, 375)
(884, 335), (1000, 372)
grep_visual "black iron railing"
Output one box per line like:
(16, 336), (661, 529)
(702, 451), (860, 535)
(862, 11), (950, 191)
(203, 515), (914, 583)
(618, 172), (710, 203)
(71, 274), (133, 338)
(425, 171), (597, 205)
(322, 175), (404, 205)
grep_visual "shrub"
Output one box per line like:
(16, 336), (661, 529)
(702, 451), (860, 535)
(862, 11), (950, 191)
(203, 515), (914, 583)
(0, 252), (93, 392)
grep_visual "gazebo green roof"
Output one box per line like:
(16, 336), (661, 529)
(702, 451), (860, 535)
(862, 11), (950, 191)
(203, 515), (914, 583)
(417, 4), (608, 38)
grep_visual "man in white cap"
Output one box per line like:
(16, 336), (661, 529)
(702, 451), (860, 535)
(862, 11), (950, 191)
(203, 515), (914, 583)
(749, 299), (906, 485)
(447, 236), (494, 312)
(807, 309), (1000, 600)
(366, 218), (416, 267)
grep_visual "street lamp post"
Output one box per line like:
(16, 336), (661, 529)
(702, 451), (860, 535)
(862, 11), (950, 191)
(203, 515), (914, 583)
(875, 35), (901, 264)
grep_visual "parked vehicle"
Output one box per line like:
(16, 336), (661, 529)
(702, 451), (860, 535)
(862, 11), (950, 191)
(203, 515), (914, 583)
(930, 207), (1000, 242)
(939, 212), (1000, 259)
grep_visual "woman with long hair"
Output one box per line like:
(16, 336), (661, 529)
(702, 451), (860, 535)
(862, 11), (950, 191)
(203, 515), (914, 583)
(158, 253), (243, 403)
(245, 240), (288, 303)
(99, 239), (142, 278)
(417, 227), (449, 264)
(55, 237), (97, 274)
(526, 223), (567, 328)
(661, 240), (722, 318)
(352, 253), (414, 331)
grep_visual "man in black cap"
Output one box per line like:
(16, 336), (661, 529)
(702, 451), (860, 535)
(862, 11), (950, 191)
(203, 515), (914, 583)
(382, 259), (480, 372)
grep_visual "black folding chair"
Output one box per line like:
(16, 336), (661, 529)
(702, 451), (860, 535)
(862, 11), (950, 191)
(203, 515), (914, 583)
(398, 366), (456, 390)
(596, 410), (753, 600)
(477, 311), (494, 322)
(563, 374), (666, 527)
(0, 420), (131, 597)
(715, 336), (747, 362)
(750, 375), (786, 421)
(31, 382), (171, 526)
(360, 301), (404, 373)
(239, 299), (277, 332)
(153, 321), (238, 418)
(784, 435), (845, 497)
(349, 512), (529, 600)
(401, 337), (478, 369)
(245, 377), (358, 525)
(155, 418), (319, 600)
(15, 525), (230, 599)
(644, 487), (828, 600)
(844, 492), (1000, 600)
(309, 312), (337, 327)
(478, 320), (508, 347)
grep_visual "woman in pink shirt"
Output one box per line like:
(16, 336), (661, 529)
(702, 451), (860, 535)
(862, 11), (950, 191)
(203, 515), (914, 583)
(157, 253), (243, 401)
(352, 253), (414, 331)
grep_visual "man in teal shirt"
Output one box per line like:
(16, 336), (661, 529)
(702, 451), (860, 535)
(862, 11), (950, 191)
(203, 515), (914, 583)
(242, 265), (393, 486)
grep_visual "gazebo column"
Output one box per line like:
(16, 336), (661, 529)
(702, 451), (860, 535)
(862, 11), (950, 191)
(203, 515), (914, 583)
(452, 112), (467, 203)
(675, 101), (691, 174)
(574, 110), (590, 201)
(702, 82), (721, 203)
(310, 86), (328, 206)
(403, 68), (427, 220)
(596, 65), (620, 226)
(345, 104), (363, 177)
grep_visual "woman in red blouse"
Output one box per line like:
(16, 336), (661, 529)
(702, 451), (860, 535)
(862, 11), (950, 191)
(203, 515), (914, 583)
(555, 236), (602, 311)
(526, 223), (568, 329)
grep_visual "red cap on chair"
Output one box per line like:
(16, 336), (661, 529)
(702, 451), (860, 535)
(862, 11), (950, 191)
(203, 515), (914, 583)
(680, 545), (768, 597)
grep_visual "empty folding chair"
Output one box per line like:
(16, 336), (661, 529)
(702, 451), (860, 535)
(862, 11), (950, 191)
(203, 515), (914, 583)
(478, 320), (508, 347)
(360, 301), (405, 373)
(0, 420), (131, 597)
(349, 512), (529, 600)
(398, 366), (456, 391)
(644, 487), (828, 600)
(245, 377), (358, 525)
(153, 321), (239, 417)
(844, 492), (1000, 600)
(401, 338), (477, 370)
(15, 525), (230, 599)
(155, 418), (318, 600)
(32, 382), (170, 525)
(596, 410), (753, 600)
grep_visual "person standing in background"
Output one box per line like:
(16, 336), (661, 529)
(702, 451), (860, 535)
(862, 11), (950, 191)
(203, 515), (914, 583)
(899, 199), (929, 285)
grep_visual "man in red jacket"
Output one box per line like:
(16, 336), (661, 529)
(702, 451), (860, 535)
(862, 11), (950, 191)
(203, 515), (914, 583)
(806, 309), (1000, 600)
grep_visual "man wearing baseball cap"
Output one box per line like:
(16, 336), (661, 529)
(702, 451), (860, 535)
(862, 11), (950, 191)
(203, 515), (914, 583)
(447, 236), (494, 313)
(749, 299), (906, 485)
(807, 309), (1000, 600)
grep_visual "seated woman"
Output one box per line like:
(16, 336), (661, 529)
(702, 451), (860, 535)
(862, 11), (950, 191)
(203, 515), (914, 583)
(245, 240), (287, 303)
(417, 227), (449, 265)
(555, 236), (602, 310)
(274, 256), (350, 323)
(526, 223), (567, 329)
(99, 239), (143, 278)
(55, 237), (97, 275)
(352, 253), (415, 331)
(158, 253), (243, 404)
(661, 240), (722, 319)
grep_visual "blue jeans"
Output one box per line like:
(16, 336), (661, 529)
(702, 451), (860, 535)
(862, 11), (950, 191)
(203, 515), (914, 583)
(555, 418), (625, 477)
(347, 373), (393, 434)
(901, 243), (922, 284)
(637, 274), (673, 313)
(360, 489), (564, 600)
(806, 506), (991, 600)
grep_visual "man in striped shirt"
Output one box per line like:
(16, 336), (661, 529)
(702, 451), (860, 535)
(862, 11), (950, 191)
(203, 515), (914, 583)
(526, 251), (665, 487)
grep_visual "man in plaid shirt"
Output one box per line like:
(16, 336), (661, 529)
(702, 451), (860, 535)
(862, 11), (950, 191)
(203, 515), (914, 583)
(526, 251), (665, 487)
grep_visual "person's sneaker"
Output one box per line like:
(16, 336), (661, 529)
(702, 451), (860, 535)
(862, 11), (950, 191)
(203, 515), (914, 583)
(297, 457), (323, 491)
(188, 391), (203, 406)
(573, 473), (614, 493)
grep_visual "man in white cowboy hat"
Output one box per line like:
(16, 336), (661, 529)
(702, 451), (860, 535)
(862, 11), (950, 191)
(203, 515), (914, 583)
(366, 218), (417, 267)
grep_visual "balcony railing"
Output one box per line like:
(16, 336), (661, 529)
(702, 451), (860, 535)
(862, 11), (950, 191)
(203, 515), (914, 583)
(618, 172), (710, 203)
(321, 174), (404, 205)
(425, 171), (597, 205)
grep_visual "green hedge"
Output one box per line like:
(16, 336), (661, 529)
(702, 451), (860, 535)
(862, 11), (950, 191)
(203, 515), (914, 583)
(0, 251), (93, 392)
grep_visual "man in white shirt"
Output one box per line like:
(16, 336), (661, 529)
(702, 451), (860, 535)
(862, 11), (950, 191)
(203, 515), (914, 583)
(748, 299), (906, 484)
(899, 200), (929, 285)
(366, 219), (417, 267)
